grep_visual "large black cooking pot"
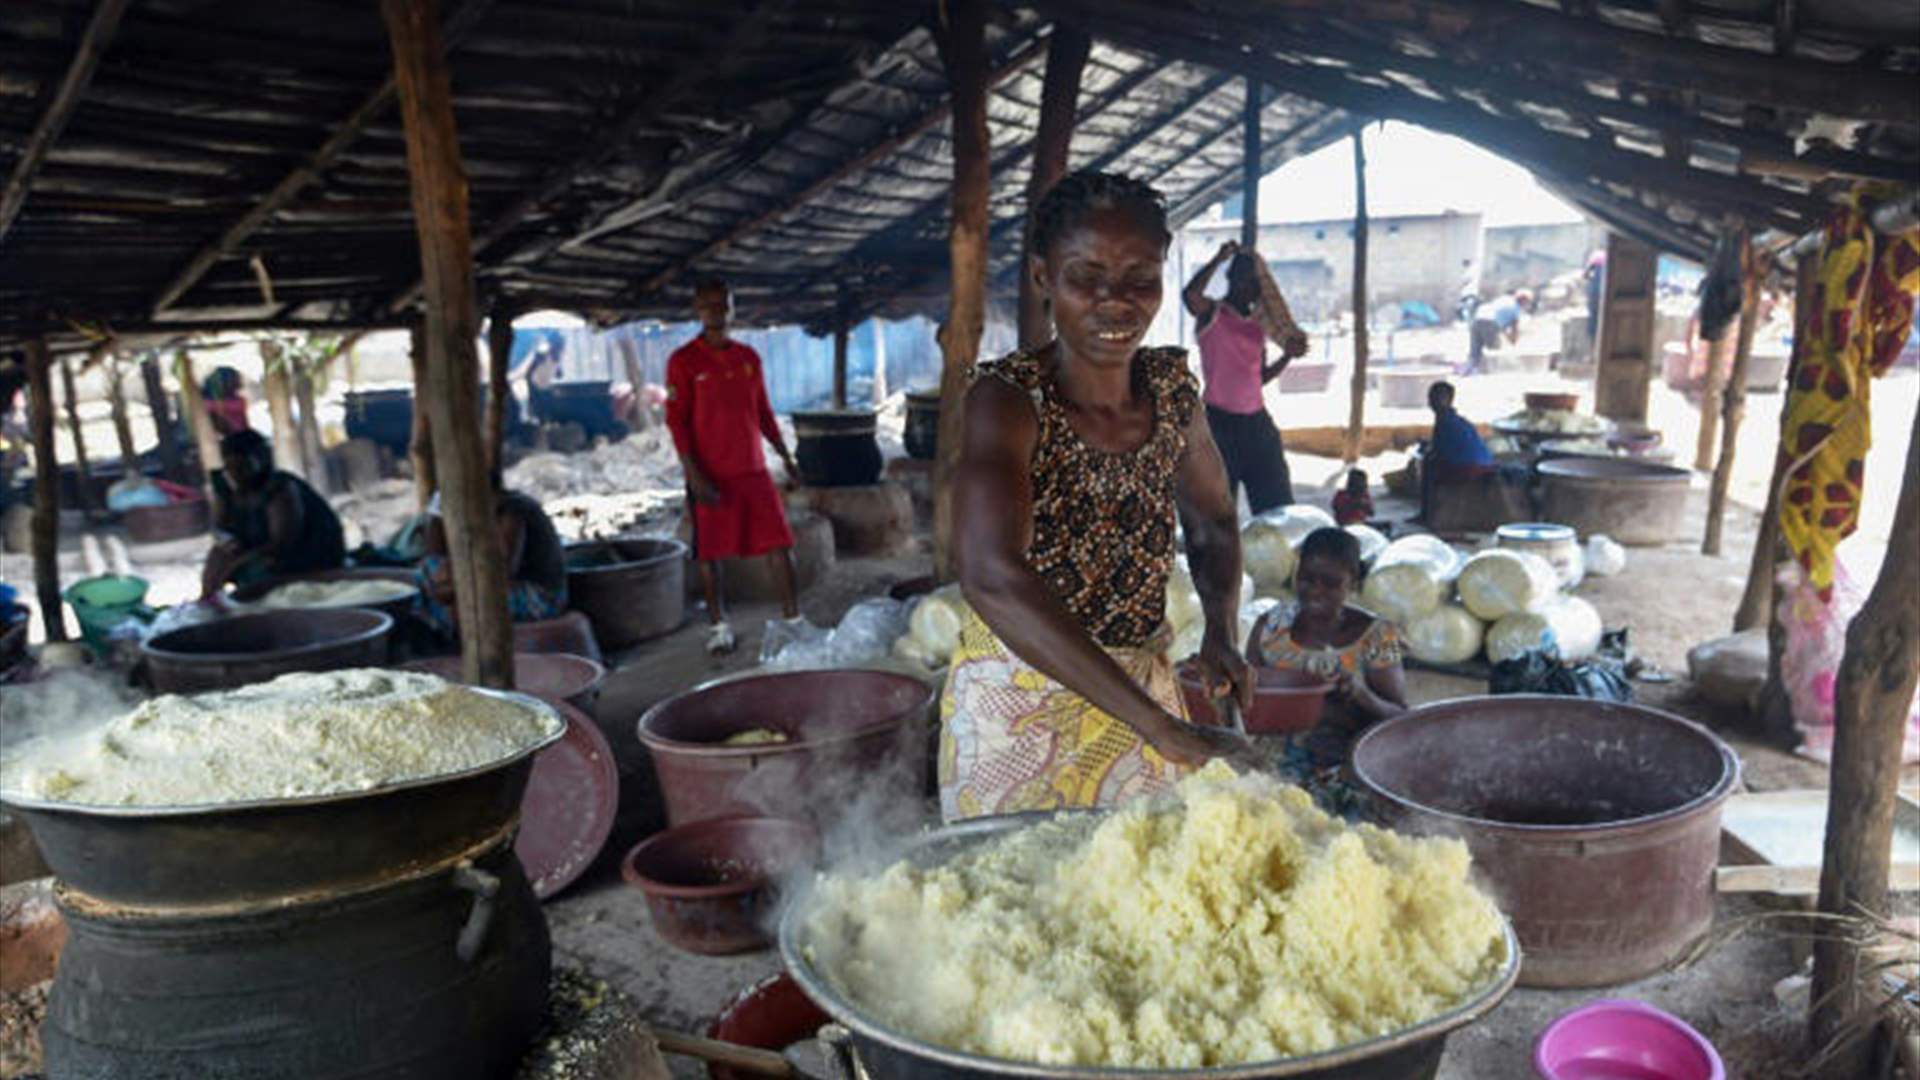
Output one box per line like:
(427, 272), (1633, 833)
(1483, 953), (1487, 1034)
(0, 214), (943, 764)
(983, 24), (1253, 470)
(793, 408), (883, 488)
(2, 689), (562, 907)
(781, 813), (1521, 1080)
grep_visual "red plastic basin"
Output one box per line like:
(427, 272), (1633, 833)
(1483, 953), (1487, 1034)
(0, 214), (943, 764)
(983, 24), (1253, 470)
(1177, 662), (1332, 734)
(620, 817), (819, 956)
(706, 973), (830, 1080)
(401, 651), (605, 713)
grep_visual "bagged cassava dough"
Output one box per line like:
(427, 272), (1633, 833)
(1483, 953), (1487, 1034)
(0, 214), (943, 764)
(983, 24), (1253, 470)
(1240, 518), (1297, 595)
(1404, 604), (1486, 665)
(1487, 595), (1604, 662)
(801, 765), (1508, 1069)
(1455, 549), (1560, 622)
(1360, 561), (1444, 626)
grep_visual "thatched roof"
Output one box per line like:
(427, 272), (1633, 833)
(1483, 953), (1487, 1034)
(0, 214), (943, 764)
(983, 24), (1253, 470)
(2, 0), (1914, 349)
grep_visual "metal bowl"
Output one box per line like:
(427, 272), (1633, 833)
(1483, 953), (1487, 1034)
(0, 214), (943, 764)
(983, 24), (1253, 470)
(780, 812), (1521, 1080)
(2, 689), (563, 908)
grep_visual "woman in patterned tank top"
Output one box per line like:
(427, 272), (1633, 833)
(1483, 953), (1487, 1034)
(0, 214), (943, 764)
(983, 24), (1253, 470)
(938, 172), (1253, 822)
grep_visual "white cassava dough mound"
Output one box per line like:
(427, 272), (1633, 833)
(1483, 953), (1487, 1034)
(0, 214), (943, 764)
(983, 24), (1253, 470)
(0, 669), (559, 807)
(801, 765), (1508, 1069)
(255, 578), (416, 609)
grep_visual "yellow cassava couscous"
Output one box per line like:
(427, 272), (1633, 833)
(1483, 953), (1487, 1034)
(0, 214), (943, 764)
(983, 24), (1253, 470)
(801, 765), (1507, 1069)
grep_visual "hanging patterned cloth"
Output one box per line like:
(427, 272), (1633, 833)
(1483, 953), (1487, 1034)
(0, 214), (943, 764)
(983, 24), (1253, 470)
(1777, 183), (1920, 598)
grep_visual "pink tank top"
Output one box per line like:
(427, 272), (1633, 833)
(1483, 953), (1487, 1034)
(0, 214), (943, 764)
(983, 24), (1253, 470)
(1196, 304), (1266, 414)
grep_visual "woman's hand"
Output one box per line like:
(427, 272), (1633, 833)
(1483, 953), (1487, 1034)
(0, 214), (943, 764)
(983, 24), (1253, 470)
(1193, 630), (1254, 714)
(1212, 239), (1239, 264)
(1140, 711), (1256, 769)
(686, 464), (721, 506)
(1279, 325), (1310, 359)
(1332, 670), (1388, 718)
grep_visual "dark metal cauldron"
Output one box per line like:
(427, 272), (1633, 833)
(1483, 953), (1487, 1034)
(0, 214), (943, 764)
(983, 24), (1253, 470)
(780, 814), (1521, 1080)
(6, 691), (562, 1079)
(141, 607), (393, 694)
(792, 409), (883, 488)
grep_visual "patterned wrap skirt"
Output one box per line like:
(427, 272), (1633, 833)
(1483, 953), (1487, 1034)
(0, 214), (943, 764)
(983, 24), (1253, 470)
(937, 610), (1193, 823)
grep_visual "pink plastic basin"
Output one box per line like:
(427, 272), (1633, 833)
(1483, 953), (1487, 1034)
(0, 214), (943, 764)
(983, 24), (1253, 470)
(1535, 999), (1724, 1080)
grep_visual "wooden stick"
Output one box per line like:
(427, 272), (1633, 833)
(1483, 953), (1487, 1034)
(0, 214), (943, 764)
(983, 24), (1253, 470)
(1017, 25), (1088, 350)
(1344, 129), (1368, 465)
(173, 349), (222, 492)
(650, 1027), (794, 1077)
(383, 0), (514, 691)
(25, 341), (65, 641)
(1703, 231), (1764, 557)
(260, 341), (303, 478)
(293, 361), (327, 493)
(105, 352), (137, 470)
(57, 354), (96, 517)
(1694, 327), (1732, 471)
(931, 0), (991, 583)
(831, 319), (851, 412)
(0, 0), (132, 245)
(1810, 406), (1920, 1076)
(1735, 253), (1817, 632)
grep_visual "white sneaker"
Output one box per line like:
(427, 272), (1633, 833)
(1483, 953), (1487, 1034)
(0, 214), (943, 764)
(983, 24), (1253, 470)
(705, 622), (737, 655)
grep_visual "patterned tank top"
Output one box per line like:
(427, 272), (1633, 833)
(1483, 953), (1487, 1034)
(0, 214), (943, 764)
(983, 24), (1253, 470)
(975, 346), (1198, 649)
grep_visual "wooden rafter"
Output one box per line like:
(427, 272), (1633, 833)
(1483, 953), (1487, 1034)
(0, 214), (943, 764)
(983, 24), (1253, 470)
(0, 0), (133, 247)
(1162, 107), (1354, 227)
(385, 0), (795, 315)
(613, 34), (1055, 307)
(149, 0), (495, 315)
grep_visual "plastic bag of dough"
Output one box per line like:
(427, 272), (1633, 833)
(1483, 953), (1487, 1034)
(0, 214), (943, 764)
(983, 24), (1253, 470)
(1254, 504), (1337, 548)
(1585, 534), (1627, 577)
(908, 586), (971, 662)
(1345, 523), (1389, 565)
(1456, 549), (1560, 622)
(1404, 604), (1486, 665)
(1240, 518), (1298, 595)
(1360, 562), (1443, 626)
(891, 633), (941, 672)
(1487, 596), (1604, 662)
(1373, 534), (1463, 582)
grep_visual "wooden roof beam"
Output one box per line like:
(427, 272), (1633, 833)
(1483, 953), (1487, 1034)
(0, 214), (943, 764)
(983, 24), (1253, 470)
(147, 0), (494, 316)
(0, 0), (132, 247)
(614, 32), (1055, 307)
(384, 0), (797, 315)
(1253, 0), (1918, 127)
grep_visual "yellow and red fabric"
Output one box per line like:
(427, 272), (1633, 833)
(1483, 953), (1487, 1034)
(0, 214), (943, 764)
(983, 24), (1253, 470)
(1778, 184), (1920, 597)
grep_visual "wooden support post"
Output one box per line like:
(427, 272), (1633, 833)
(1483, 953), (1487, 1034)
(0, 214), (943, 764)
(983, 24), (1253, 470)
(1694, 328), (1733, 471)
(871, 320), (888, 406)
(174, 350), (221, 488)
(105, 353), (137, 470)
(407, 322), (437, 509)
(383, 0), (513, 690)
(294, 362), (326, 493)
(1810, 406), (1920, 1076)
(1594, 233), (1657, 423)
(1736, 253), (1817, 632)
(931, 0), (990, 582)
(25, 341), (65, 641)
(259, 341), (303, 477)
(486, 307), (514, 478)
(831, 321), (851, 411)
(58, 354), (96, 517)
(140, 355), (183, 483)
(1017, 25), (1089, 350)
(1703, 233), (1764, 557)
(1345, 130), (1369, 465)
(1240, 76), (1262, 249)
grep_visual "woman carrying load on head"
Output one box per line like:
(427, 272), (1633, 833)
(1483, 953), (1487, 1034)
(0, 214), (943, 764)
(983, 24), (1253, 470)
(941, 171), (1255, 823)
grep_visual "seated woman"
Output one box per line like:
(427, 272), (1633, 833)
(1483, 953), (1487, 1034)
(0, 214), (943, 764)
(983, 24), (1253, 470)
(415, 479), (567, 641)
(202, 430), (346, 595)
(1246, 527), (1407, 818)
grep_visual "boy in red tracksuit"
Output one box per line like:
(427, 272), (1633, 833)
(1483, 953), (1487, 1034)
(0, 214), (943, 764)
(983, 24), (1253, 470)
(666, 279), (802, 654)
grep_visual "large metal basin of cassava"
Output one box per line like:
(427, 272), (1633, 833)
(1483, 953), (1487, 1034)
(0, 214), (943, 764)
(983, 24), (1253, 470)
(141, 607), (392, 693)
(1352, 695), (1739, 988)
(780, 812), (1521, 1080)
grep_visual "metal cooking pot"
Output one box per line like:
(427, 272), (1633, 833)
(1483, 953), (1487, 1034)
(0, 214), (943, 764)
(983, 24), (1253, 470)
(780, 813), (1521, 1080)
(1, 689), (564, 908)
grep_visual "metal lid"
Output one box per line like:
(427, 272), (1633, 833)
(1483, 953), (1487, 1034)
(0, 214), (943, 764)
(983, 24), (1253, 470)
(1496, 522), (1576, 542)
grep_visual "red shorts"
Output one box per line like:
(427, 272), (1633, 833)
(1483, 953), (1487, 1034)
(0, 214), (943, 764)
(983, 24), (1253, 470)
(691, 470), (793, 561)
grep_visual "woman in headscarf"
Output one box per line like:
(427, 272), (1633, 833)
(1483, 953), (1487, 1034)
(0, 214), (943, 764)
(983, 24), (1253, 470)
(940, 171), (1253, 823)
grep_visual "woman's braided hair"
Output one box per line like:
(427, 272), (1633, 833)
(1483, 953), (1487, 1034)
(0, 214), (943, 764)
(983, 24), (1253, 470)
(1030, 170), (1171, 262)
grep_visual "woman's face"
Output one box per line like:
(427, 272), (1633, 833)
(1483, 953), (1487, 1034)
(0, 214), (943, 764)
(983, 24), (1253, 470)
(1295, 554), (1355, 620)
(1033, 205), (1166, 370)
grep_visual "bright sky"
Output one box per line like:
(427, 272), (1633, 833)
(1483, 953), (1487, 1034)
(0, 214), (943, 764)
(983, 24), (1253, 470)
(1251, 121), (1587, 227)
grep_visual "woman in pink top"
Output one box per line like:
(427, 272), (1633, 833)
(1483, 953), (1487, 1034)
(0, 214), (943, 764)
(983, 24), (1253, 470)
(1183, 240), (1308, 513)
